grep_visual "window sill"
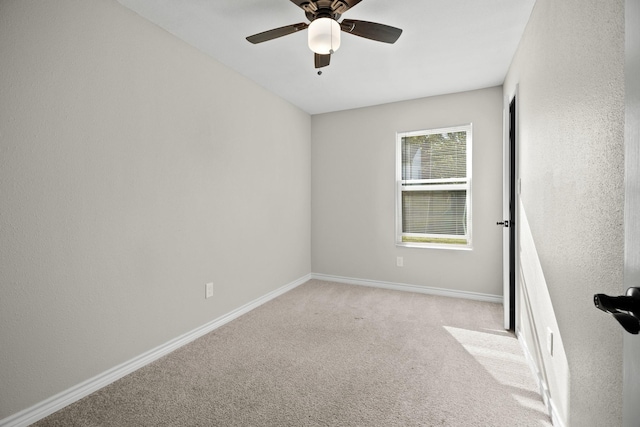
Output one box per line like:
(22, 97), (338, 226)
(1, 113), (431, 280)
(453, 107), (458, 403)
(396, 242), (473, 251)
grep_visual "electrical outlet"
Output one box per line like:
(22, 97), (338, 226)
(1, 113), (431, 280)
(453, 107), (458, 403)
(396, 256), (404, 267)
(546, 328), (554, 356)
(205, 282), (214, 299)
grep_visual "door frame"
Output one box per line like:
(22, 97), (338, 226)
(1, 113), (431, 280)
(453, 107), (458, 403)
(503, 86), (519, 331)
(623, 0), (640, 424)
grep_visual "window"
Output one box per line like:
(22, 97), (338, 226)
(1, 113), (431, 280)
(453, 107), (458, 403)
(396, 124), (472, 249)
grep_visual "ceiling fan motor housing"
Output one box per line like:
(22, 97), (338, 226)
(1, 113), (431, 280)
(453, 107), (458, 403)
(301, 0), (349, 21)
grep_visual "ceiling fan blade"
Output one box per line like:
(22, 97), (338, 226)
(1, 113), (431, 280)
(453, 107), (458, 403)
(340, 19), (402, 44)
(246, 23), (308, 44)
(315, 53), (331, 68)
(289, 0), (311, 10)
(342, 0), (363, 9)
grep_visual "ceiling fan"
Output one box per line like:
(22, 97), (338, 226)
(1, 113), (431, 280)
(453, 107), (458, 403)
(246, 0), (403, 69)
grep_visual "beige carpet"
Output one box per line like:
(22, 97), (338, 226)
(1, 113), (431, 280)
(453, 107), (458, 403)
(34, 280), (551, 426)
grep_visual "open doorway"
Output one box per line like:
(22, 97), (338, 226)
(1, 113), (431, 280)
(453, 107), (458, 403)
(501, 93), (517, 331)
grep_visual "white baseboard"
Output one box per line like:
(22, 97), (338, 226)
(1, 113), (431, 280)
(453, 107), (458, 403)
(311, 273), (502, 303)
(517, 332), (565, 427)
(0, 274), (311, 427)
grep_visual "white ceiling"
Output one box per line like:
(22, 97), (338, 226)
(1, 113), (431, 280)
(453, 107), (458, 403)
(117, 0), (536, 115)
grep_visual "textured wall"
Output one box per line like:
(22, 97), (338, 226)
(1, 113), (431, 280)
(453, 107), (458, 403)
(311, 87), (504, 297)
(0, 0), (311, 419)
(503, 0), (625, 425)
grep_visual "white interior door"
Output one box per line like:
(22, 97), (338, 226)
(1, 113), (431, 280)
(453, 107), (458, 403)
(623, 0), (640, 425)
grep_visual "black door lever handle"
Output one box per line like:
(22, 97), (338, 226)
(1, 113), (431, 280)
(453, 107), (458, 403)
(496, 220), (510, 227)
(594, 287), (640, 334)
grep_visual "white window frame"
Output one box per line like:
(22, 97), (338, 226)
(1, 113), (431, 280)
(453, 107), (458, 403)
(395, 124), (473, 250)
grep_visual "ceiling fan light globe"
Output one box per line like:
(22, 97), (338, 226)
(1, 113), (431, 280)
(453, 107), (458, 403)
(308, 18), (341, 54)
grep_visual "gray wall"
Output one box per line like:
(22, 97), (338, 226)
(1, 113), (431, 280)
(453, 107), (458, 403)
(504, 0), (625, 425)
(0, 0), (311, 419)
(311, 87), (504, 297)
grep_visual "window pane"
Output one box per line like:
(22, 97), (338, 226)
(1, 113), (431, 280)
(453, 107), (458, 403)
(402, 190), (467, 236)
(401, 131), (467, 181)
